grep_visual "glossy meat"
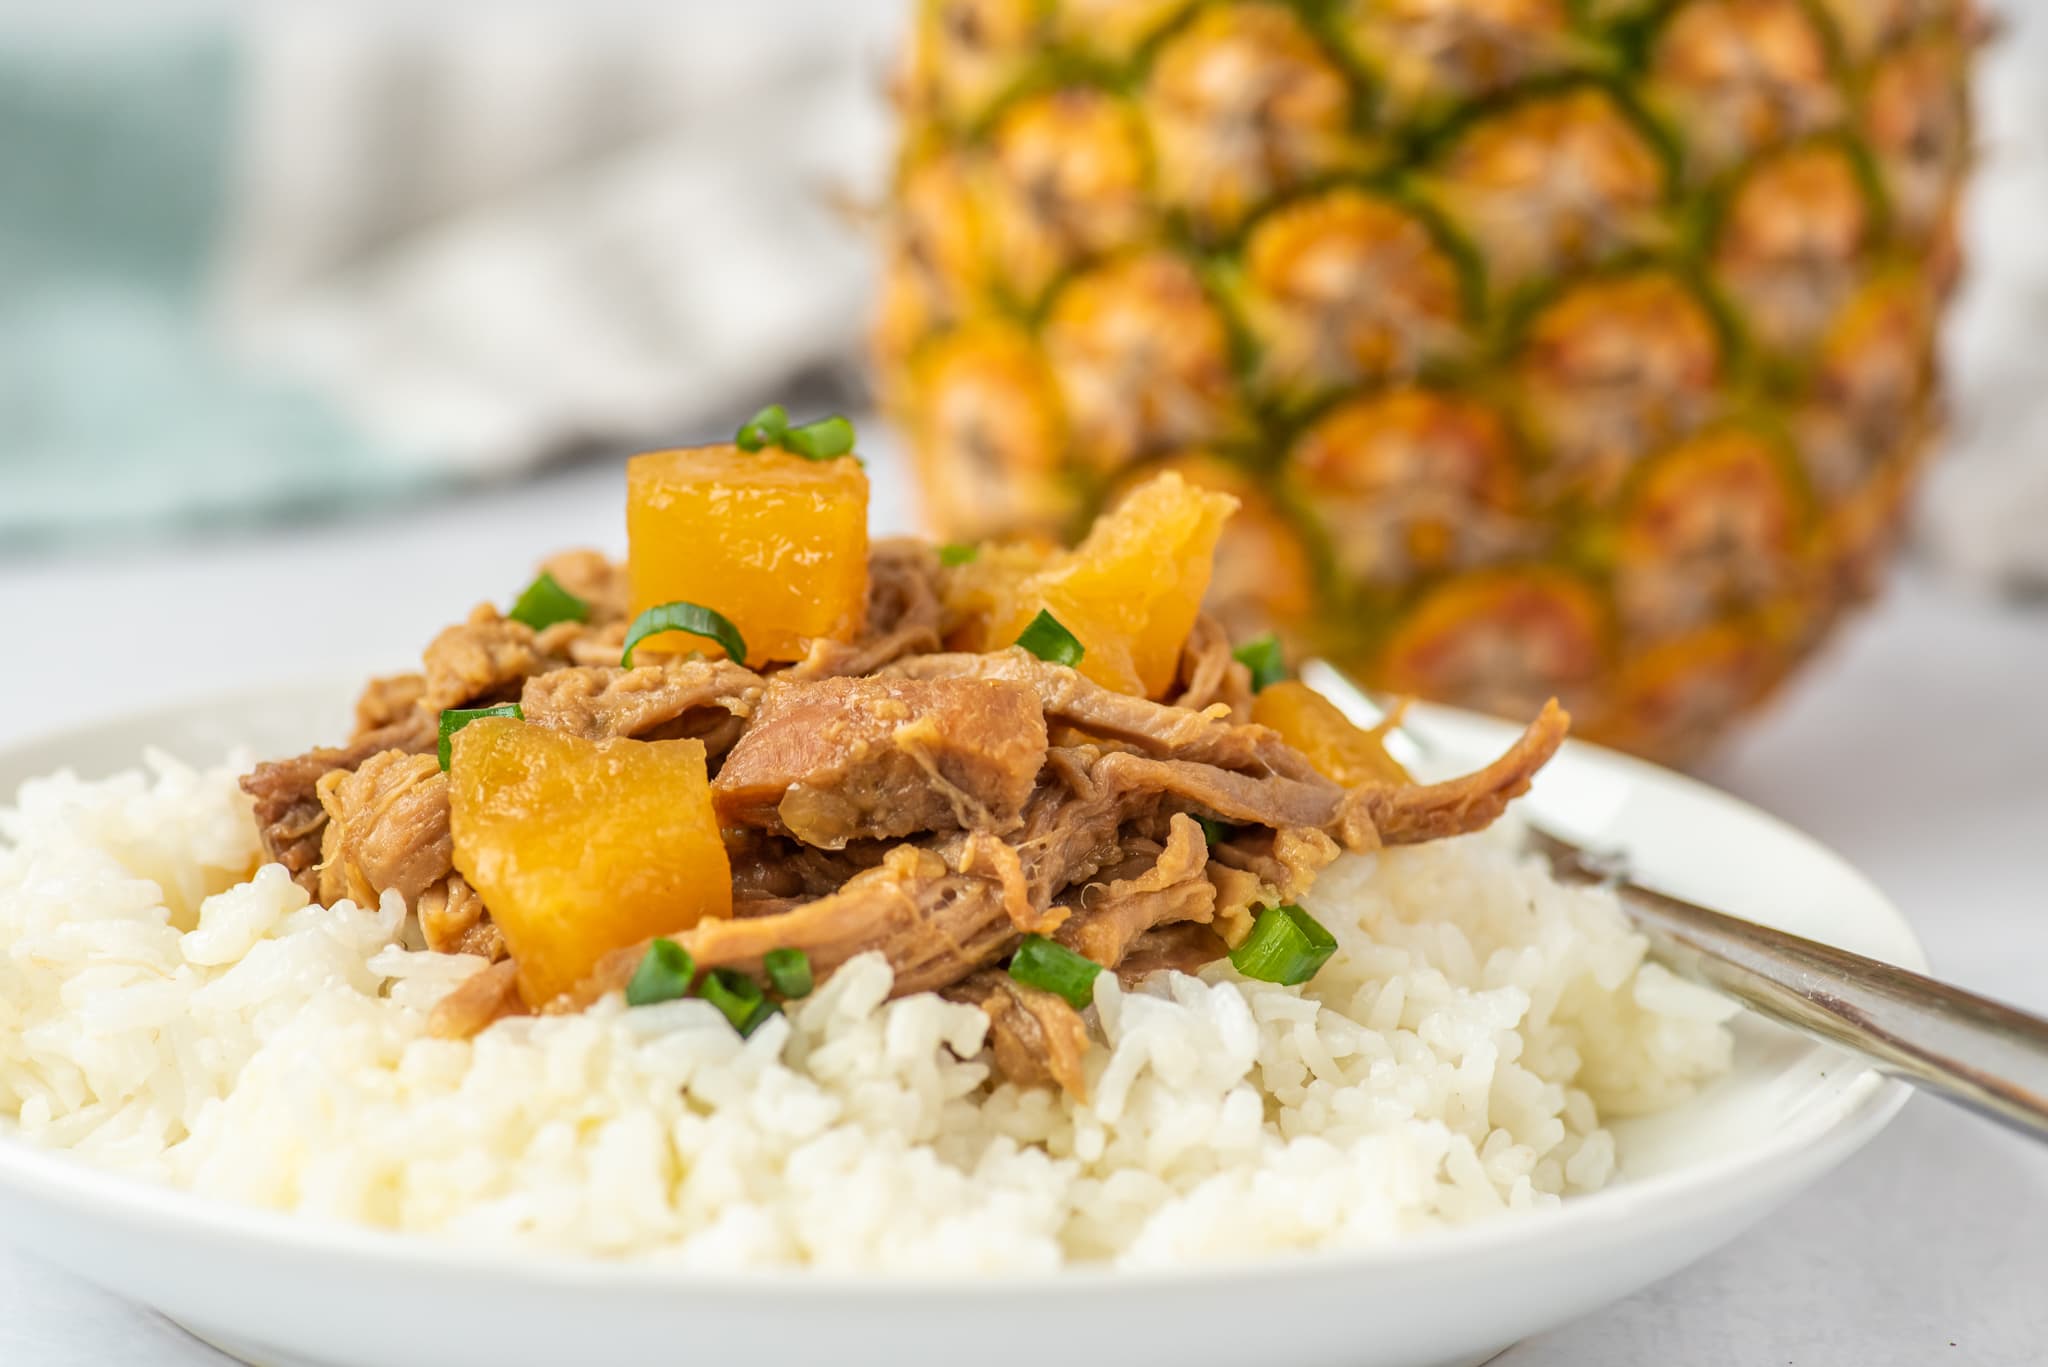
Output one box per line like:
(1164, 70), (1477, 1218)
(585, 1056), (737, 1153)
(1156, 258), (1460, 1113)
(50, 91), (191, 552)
(714, 676), (1047, 847)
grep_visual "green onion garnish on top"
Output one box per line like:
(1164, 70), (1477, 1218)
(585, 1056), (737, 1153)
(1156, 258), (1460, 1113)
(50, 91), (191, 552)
(1015, 609), (1085, 668)
(1229, 904), (1337, 986)
(437, 704), (522, 770)
(735, 403), (790, 451)
(938, 542), (980, 567)
(698, 968), (778, 1036)
(1233, 633), (1287, 692)
(735, 404), (856, 461)
(507, 570), (590, 631)
(1007, 934), (1103, 1010)
(620, 600), (748, 668)
(781, 414), (856, 461)
(764, 947), (814, 999)
(625, 939), (697, 1007)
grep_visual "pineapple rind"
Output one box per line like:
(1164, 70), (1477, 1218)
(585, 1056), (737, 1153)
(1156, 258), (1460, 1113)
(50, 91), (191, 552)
(882, 0), (1973, 762)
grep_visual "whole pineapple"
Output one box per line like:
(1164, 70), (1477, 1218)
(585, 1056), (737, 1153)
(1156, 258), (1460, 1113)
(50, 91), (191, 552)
(876, 0), (1978, 763)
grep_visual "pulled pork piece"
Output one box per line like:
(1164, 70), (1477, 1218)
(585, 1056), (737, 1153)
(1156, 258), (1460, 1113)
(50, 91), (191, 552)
(787, 539), (945, 680)
(241, 710), (437, 891)
(726, 830), (882, 903)
(714, 676), (1047, 848)
(520, 660), (764, 755)
(532, 618), (629, 669)
(1337, 700), (1570, 848)
(694, 832), (1039, 991)
(353, 673), (427, 740)
(1091, 750), (1341, 832)
(1009, 749), (1161, 907)
(314, 751), (453, 910)
(428, 958), (525, 1040)
(537, 548), (630, 624)
(889, 650), (1322, 782)
(1170, 614), (1253, 721)
(1208, 825), (1341, 944)
(568, 831), (1040, 1010)
(1055, 813), (1215, 967)
(1000, 743), (1329, 916)
(1116, 922), (1230, 986)
(422, 606), (555, 711)
(417, 873), (502, 958)
(943, 969), (1091, 1099)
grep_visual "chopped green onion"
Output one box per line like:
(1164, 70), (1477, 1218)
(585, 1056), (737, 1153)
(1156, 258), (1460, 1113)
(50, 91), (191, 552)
(1233, 633), (1287, 692)
(698, 968), (777, 1036)
(1196, 815), (1239, 847)
(764, 947), (813, 999)
(507, 570), (590, 631)
(938, 542), (980, 567)
(437, 704), (522, 770)
(1007, 934), (1103, 1010)
(621, 600), (748, 668)
(735, 404), (856, 461)
(1229, 904), (1338, 986)
(781, 414), (857, 461)
(626, 939), (697, 1007)
(1015, 609), (1085, 668)
(735, 403), (789, 451)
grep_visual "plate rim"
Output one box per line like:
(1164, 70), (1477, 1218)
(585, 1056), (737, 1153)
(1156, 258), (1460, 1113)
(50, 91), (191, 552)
(0, 678), (1921, 1296)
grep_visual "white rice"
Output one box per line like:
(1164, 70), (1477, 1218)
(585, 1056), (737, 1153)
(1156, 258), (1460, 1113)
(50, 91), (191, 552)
(0, 752), (1735, 1271)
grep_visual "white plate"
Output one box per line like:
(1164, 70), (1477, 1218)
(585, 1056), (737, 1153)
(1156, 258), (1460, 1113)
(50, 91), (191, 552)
(0, 685), (1920, 1367)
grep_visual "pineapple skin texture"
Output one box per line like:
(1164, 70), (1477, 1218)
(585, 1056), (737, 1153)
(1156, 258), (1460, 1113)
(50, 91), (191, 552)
(877, 0), (1978, 763)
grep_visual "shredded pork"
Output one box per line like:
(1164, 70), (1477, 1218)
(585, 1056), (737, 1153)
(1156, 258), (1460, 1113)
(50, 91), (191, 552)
(244, 541), (1569, 1096)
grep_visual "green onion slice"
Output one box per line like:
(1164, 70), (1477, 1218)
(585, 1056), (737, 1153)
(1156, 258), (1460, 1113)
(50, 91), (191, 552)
(621, 600), (747, 668)
(735, 403), (789, 451)
(938, 542), (980, 567)
(699, 968), (776, 1036)
(1015, 609), (1085, 668)
(764, 947), (814, 999)
(1007, 934), (1103, 1010)
(1195, 815), (1239, 848)
(781, 414), (856, 461)
(735, 404), (856, 461)
(626, 939), (697, 1007)
(1229, 904), (1338, 986)
(507, 570), (590, 631)
(437, 704), (522, 771)
(1233, 633), (1287, 692)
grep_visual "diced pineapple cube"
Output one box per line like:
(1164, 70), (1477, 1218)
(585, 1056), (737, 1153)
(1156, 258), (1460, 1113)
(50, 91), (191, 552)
(952, 471), (1236, 696)
(1251, 680), (1412, 786)
(627, 444), (869, 665)
(448, 717), (732, 1007)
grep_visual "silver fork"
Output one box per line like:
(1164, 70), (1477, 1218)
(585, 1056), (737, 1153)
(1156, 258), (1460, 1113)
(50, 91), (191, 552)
(1301, 661), (2048, 1144)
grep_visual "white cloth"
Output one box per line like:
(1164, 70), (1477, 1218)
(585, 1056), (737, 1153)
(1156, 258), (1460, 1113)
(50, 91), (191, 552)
(219, 3), (900, 477)
(0, 2), (902, 540)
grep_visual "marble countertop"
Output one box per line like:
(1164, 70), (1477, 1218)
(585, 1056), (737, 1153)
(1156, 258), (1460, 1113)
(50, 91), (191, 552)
(4, 448), (2045, 1365)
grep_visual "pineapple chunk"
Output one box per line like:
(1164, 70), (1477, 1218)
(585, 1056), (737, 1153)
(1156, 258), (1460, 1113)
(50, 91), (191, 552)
(939, 536), (1058, 637)
(1252, 681), (1412, 787)
(627, 444), (868, 665)
(954, 472), (1237, 696)
(449, 717), (732, 1007)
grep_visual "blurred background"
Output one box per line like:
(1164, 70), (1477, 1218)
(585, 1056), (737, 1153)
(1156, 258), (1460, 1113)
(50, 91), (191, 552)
(0, 3), (2044, 1361)
(2, 0), (2042, 821)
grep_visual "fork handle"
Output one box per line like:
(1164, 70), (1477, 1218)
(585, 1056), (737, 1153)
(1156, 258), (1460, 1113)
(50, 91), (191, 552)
(1614, 877), (2048, 1143)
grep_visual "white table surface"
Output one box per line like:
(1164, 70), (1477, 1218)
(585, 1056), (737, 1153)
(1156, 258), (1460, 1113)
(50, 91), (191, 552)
(4, 445), (2046, 1365)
